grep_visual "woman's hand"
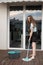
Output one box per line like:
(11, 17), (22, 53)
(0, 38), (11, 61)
(29, 37), (30, 41)
(29, 30), (33, 40)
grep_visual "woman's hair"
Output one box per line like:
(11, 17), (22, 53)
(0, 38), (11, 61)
(27, 15), (36, 26)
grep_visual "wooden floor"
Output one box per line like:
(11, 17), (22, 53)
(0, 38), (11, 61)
(0, 50), (43, 65)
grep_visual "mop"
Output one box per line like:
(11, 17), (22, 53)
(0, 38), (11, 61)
(22, 39), (31, 62)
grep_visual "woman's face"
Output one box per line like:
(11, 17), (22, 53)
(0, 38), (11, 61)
(28, 17), (31, 23)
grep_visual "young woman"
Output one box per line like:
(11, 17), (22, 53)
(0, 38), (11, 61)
(27, 15), (37, 60)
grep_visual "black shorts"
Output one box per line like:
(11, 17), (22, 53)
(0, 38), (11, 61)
(31, 32), (37, 42)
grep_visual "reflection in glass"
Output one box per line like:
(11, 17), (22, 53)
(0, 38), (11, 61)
(26, 10), (42, 49)
(10, 6), (23, 48)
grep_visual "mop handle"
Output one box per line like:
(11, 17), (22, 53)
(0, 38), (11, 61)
(27, 38), (30, 57)
(28, 38), (30, 49)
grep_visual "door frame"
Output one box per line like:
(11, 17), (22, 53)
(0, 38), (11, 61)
(8, 3), (42, 50)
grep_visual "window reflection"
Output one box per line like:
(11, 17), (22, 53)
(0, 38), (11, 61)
(26, 10), (42, 49)
(10, 6), (23, 48)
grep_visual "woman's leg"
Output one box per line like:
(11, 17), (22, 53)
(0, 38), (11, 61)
(32, 42), (36, 57)
(26, 42), (36, 61)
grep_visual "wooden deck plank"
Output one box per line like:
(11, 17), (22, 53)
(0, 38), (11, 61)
(0, 50), (43, 65)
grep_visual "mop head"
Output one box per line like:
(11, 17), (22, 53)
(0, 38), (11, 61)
(22, 56), (34, 62)
(22, 57), (30, 62)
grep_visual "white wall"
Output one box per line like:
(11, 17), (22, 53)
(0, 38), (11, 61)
(0, 3), (43, 50)
(0, 3), (8, 49)
(41, 4), (43, 50)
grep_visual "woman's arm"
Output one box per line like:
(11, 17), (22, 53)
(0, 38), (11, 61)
(29, 23), (34, 40)
(29, 29), (33, 40)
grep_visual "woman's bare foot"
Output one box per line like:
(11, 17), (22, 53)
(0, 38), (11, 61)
(30, 56), (35, 60)
(26, 56), (35, 61)
(29, 54), (32, 57)
(29, 54), (36, 58)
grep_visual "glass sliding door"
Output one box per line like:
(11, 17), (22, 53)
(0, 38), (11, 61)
(25, 5), (42, 49)
(9, 6), (23, 48)
(9, 5), (42, 50)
